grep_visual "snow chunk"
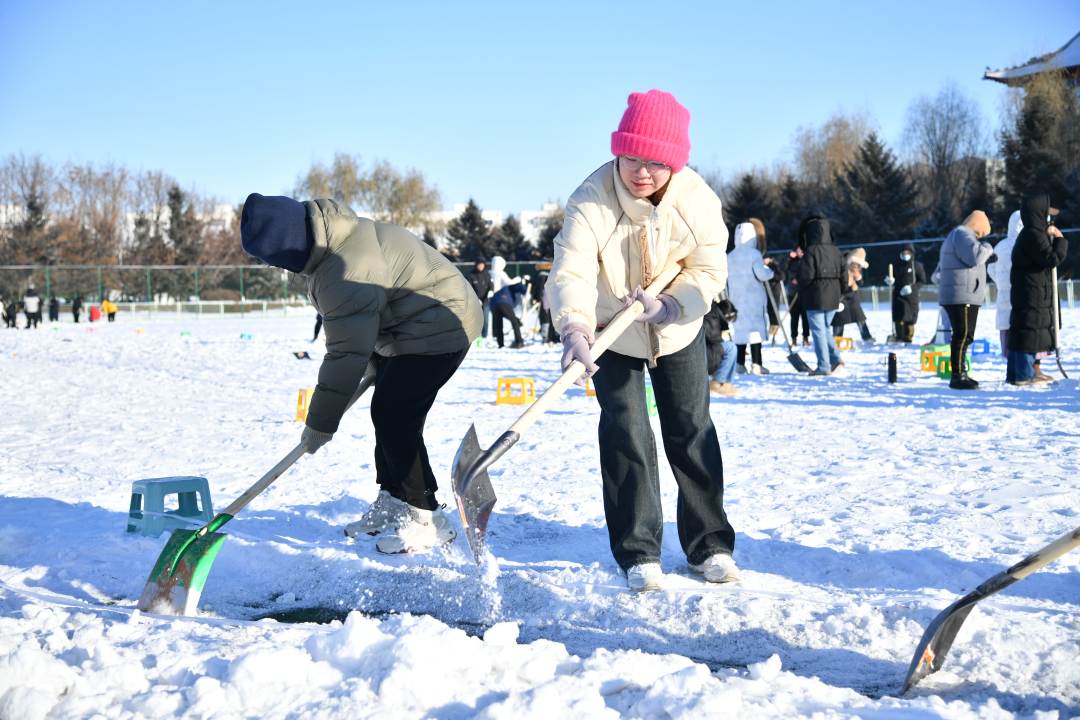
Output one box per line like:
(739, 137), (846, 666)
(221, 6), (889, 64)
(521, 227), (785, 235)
(748, 653), (783, 681)
(483, 621), (520, 646)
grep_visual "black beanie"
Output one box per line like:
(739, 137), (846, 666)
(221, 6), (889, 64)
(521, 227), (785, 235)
(240, 193), (313, 273)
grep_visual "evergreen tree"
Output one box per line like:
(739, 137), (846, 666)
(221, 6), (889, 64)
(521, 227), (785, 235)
(725, 173), (775, 229)
(772, 174), (803, 250)
(492, 215), (528, 260)
(836, 132), (919, 243)
(446, 199), (493, 261)
(1000, 80), (1076, 213)
(421, 225), (439, 250)
(167, 185), (202, 265)
(535, 210), (564, 260)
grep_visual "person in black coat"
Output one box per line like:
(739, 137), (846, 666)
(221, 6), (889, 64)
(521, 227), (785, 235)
(831, 248), (875, 342)
(795, 215), (845, 375)
(1006, 193), (1068, 385)
(48, 296), (60, 322)
(3, 299), (17, 328)
(785, 248), (810, 346)
(704, 297), (739, 395)
(885, 244), (926, 343)
(466, 259), (494, 338)
(71, 294), (83, 323)
(490, 279), (527, 348)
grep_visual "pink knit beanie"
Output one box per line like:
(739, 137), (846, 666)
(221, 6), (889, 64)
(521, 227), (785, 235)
(610, 89), (691, 173)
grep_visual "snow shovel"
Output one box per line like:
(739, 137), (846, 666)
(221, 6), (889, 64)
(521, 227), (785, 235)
(452, 263), (684, 563)
(137, 373), (375, 615)
(763, 279), (811, 373)
(901, 524), (1080, 693)
(1051, 267), (1068, 379)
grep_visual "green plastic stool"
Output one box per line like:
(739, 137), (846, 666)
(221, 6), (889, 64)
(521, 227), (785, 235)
(934, 354), (971, 379)
(645, 384), (657, 417)
(127, 476), (213, 538)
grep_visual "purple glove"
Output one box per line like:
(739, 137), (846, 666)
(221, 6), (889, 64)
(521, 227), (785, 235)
(561, 322), (599, 380)
(627, 286), (680, 327)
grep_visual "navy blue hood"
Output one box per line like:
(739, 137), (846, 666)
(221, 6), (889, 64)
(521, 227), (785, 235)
(240, 193), (313, 273)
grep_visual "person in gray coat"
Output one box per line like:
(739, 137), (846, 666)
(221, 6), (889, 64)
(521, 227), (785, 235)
(936, 210), (993, 389)
(240, 193), (482, 555)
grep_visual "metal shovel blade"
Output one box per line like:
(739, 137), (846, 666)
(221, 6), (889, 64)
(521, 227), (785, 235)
(788, 351), (812, 373)
(136, 526), (228, 615)
(451, 424), (497, 562)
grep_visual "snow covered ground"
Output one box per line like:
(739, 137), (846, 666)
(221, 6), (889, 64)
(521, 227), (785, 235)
(1, 305), (1078, 719)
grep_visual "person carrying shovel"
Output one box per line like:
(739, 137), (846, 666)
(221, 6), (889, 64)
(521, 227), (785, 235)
(546, 89), (737, 592)
(240, 193), (483, 553)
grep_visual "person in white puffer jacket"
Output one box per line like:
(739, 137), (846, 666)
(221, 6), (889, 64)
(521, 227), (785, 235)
(548, 89), (738, 592)
(490, 256), (520, 294)
(726, 221), (774, 374)
(987, 210), (1022, 357)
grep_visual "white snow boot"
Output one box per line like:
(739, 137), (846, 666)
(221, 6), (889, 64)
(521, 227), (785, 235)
(375, 504), (456, 554)
(344, 490), (409, 538)
(626, 562), (663, 592)
(689, 553), (740, 583)
(751, 363), (770, 375)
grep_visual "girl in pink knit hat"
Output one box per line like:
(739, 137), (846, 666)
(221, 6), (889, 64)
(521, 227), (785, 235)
(546, 89), (739, 591)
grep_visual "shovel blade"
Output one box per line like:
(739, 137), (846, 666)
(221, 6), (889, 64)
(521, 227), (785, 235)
(452, 424), (497, 563)
(136, 528), (228, 615)
(789, 351), (812, 373)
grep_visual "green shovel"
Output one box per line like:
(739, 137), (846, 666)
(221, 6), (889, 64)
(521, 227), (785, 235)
(136, 373), (374, 615)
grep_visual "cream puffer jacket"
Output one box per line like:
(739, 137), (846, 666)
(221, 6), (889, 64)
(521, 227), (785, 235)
(547, 161), (728, 361)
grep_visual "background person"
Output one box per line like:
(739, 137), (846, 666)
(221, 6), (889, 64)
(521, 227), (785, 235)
(885, 244), (926, 343)
(1007, 194), (1067, 385)
(704, 297), (738, 396)
(795, 215), (845, 375)
(785, 247), (810, 346)
(726, 221), (774, 375)
(831, 248), (874, 342)
(936, 211), (994, 390)
(466, 258), (493, 339)
(22, 286), (41, 329)
(987, 210), (1022, 356)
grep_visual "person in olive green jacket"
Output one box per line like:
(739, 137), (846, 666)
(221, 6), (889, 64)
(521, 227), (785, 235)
(240, 193), (482, 554)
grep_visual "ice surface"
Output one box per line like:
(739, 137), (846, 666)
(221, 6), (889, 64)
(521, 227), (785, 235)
(0, 306), (1077, 718)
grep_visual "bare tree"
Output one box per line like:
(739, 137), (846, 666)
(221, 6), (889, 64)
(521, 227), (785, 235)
(903, 84), (986, 232)
(359, 160), (441, 230)
(792, 111), (875, 194)
(293, 152), (367, 210)
(54, 162), (130, 263)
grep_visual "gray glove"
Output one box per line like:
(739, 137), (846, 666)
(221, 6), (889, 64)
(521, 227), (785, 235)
(301, 426), (333, 454)
(561, 322), (599, 382)
(884, 276), (895, 286)
(899, 285), (912, 297)
(627, 286), (679, 327)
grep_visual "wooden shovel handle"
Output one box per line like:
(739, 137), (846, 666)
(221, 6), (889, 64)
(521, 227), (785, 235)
(507, 263), (684, 437)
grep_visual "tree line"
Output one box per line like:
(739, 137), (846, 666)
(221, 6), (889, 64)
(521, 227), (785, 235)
(712, 76), (1080, 281)
(2, 77), (1077, 284)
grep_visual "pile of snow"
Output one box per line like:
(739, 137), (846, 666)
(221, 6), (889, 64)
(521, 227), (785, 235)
(1, 306), (1077, 718)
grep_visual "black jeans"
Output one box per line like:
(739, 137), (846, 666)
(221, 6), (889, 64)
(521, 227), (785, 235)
(370, 349), (467, 510)
(591, 329), (736, 570)
(943, 304), (977, 377)
(736, 343), (762, 367)
(790, 297), (809, 341)
(491, 302), (522, 347)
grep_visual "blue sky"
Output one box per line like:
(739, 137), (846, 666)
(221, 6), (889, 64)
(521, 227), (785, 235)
(2, 1), (1077, 214)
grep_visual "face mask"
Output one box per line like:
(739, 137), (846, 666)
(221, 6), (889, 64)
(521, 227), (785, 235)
(901, 253), (912, 261)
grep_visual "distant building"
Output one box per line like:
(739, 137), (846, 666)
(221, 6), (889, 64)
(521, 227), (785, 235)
(984, 31), (1080, 94)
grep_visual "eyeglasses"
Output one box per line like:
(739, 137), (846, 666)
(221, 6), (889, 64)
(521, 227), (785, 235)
(620, 155), (670, 175)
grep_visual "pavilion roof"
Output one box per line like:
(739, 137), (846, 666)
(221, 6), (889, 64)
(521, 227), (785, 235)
(984, 31), (1080, 85)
